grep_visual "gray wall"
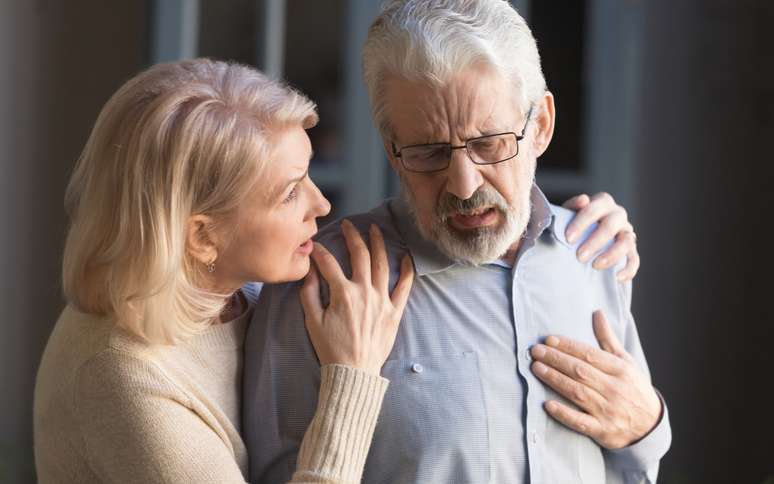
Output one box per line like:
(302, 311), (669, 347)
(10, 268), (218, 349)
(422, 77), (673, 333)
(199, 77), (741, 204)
(632, 1), (774, 483)
(0, 2), (146, 482)
(1, 1), (772, 483)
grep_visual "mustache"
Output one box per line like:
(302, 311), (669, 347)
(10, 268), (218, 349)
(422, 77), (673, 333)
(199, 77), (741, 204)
(436, 186), (509, 220)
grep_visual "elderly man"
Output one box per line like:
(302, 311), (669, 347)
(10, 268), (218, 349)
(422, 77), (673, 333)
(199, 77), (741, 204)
(244, 1), (670, 483)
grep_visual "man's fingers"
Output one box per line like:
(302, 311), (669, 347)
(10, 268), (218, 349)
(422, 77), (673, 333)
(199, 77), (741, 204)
(389, 255), (415, 316)
(565, 192), (615, 244)
(591, 230), (634, 270)
(310, 242), (347, 289)
(369, 224), (389, 294)
(544, 400), (603, 440)
(562, 193), (590, 211)
(541, 335), (624, 376)
(341, 219), (371, 283)
(531, 361), (606, 414)
(530, 343), (614, 393)
(299, 264), (324, 324)
(616, 249), (640, 282)
(592, 310), (627, 358)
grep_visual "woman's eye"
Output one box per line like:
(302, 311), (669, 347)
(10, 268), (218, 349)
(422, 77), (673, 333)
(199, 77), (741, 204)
(282, 186), (299, 204)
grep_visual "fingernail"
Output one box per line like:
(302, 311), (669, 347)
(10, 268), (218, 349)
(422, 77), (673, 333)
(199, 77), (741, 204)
(532, 361), (548, 375)
(531, 345), (546, 358)
(578, 249), (590, 262)
(566, 230), (577, 244)
(545, 400), (558, 411)
(545, 335), (560, 347)
(594, 257), (608, 269)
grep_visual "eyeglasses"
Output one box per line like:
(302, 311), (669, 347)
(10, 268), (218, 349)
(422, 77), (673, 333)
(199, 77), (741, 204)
(391, 106), (533, 173)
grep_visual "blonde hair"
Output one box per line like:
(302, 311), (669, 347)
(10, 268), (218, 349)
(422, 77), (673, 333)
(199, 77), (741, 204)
(63, 58), (317, 343)
(363, 0), (546, 138)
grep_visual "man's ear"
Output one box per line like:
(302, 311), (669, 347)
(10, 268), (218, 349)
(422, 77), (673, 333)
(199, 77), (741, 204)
(383, 138), (402, 173)
(530, 91), (556, 158)
(186, 214), (219, 266)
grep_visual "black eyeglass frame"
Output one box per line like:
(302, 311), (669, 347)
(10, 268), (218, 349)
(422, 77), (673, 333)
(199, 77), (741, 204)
(391, 105), (534, 173)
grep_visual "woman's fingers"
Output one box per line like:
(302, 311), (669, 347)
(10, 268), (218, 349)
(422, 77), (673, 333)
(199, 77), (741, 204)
(299, 264), (323, 325)
(562, 193), (590, 211)
(369, 224), (390, 294)
(390, 255), (415, 317)
(341, 219), (371, 284)
(310, 242), (347, 290)
(593, 222), (637, 269)
(576, 211), (627, 263)
(566, 192), (617, 244)
(616, 248), (640, 282)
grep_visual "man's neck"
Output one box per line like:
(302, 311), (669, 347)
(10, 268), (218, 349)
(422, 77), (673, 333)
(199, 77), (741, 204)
(500, 240), (522, 266)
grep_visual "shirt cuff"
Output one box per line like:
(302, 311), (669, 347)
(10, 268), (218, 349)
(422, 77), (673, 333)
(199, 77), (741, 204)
(292, 364), (389, 483)
(605, 388), (672, 472)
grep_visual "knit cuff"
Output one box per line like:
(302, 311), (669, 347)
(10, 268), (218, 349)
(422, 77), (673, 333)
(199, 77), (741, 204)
(291, 364), (389, 483)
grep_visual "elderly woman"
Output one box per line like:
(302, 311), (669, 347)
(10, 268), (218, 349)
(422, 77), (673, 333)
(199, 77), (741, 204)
(34, 59), (639, 483)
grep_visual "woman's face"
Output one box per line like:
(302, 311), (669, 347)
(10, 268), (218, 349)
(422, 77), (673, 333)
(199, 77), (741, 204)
(214, 125), (331, 287)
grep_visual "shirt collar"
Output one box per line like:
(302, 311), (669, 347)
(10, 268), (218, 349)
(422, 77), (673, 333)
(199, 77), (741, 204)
(388, 184), (570, 276)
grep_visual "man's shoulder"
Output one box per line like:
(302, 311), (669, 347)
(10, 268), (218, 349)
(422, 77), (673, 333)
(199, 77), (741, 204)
(314, 199), (405, 257)
(545, 203), (629, 289)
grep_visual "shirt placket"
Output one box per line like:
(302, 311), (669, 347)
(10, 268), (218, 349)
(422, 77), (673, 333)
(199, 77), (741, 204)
(511, 232), (547, 484)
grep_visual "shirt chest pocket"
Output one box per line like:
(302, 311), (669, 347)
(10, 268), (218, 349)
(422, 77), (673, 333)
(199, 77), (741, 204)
(362, 351), (490, 484)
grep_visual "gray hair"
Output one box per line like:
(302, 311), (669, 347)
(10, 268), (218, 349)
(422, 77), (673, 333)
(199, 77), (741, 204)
(362, 0), (546, 138)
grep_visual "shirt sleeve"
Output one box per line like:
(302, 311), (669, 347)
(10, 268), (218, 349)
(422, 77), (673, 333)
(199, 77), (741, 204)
(290, 364), (389, 484)
(74, 350), (248, 484)
(603, 280), (673, 484)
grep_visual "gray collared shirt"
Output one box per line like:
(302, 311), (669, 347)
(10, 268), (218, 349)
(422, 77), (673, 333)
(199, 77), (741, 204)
(244, 185), (671, 484)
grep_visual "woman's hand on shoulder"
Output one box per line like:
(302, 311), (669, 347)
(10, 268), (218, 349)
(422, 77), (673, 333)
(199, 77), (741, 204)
(299, 220), (414, 376)
(563, 192), (639, 282)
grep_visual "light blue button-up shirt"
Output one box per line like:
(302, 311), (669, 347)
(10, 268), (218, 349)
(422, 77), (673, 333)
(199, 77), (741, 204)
(243, 185), (671, 484)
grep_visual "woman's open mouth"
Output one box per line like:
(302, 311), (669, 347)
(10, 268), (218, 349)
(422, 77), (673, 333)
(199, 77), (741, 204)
(297, 239), (314, 256)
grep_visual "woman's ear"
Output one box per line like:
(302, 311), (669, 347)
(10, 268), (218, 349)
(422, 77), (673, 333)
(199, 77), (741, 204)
(186, 214), (219, 266)
(531, 91), (556, 158)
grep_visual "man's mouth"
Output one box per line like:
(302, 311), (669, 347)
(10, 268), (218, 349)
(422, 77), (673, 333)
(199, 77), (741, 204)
(449, 206), (499, 229)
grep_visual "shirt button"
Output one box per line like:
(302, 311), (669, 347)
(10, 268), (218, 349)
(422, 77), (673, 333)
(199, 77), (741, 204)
(411, 363), (424, 374)
(524, 350), (533, 362)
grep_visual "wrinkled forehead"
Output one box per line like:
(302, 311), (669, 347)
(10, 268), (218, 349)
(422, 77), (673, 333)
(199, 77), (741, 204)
(384, 66), (521, 144)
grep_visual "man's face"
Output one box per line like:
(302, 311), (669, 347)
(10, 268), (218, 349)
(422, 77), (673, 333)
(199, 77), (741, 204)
(383, 64), (553, 264)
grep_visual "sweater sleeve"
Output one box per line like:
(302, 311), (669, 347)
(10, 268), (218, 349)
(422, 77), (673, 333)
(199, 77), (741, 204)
(289, 364), (389, 484)
(73, 350), (248, 484)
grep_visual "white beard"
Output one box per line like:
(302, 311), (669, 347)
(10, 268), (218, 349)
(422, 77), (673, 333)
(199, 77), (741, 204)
(401, 181), (532, 266)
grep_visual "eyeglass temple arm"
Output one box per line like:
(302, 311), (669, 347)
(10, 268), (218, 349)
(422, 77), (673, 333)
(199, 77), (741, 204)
(517, 105), (535, 139)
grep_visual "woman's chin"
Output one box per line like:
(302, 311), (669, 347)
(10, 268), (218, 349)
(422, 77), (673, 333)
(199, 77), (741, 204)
(274, 257), (311, 284)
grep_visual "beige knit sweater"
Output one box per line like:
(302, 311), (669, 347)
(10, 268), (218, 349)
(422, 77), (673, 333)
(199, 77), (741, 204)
(34, 298), (388, 483)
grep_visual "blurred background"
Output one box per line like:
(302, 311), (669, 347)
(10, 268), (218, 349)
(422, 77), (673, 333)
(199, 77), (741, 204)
(1, 0), (772, 483)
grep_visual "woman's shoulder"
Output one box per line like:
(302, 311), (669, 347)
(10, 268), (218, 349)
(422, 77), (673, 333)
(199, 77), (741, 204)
(39, 306), (172, 395)
(73, 343), (186, 407)
(46, 305), (157, 363)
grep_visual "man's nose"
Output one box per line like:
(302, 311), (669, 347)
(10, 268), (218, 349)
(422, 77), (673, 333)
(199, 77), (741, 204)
(445, 148), (484, 200)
